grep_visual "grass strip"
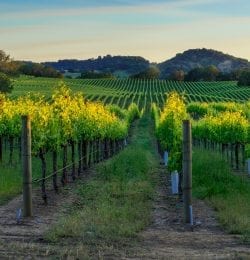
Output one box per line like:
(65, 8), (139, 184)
(0, 150), (74, 205)
(46, 114), (158, 245)
(193, 148), (250, 242)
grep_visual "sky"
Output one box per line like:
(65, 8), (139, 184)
(0, 0), (250, 63)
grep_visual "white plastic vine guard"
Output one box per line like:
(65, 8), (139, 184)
(171, 170), (179, 194)
(163, 151), (168, 166)
(247, 158), (250, 175)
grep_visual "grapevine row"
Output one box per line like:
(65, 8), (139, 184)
(152, 93), (250, 174)
(0, 83), (140, 201)
(14, 77), (250, 110)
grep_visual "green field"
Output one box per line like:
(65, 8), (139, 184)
(12, 76), (250, 109)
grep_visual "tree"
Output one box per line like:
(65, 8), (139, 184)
(238, 70), (250, 87)
(185, 65), (219, 81)
(0, 72), (13, 93)
(0, 50), (20, 76)
(204, 65), (219, 81)
(146, 66), (160, 79)
(169, 70), (185, 81)
(0, 50), (10, 62)
(80, 71), (115, 79)
(19, 62), (63, 78)
(185, 67), (204, 81)
(130, 66), (160, 79)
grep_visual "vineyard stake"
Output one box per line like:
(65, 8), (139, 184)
(52, 151), (58, 192)
(183, 120), (192, 224)
(78, 141), (82, 176)
(22, 115), (33, 217)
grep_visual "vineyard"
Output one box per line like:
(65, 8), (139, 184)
(13, 76), (250, 109)
(3, 77), (250, 195)
(0, 77), (250, 257)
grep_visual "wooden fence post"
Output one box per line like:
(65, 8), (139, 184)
(22, 115), (33, 217)
(183, 120), (192, 224)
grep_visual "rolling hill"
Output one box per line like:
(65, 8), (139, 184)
(43, 48), (250, 79)
(158, 48), (250, 78)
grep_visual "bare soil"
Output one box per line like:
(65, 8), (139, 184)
(0, 170), (93, 259)
(127, 166), (250, 259)
(0, 150), (249, 258)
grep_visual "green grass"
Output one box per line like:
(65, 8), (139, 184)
(0, 145), (24, 204)
(0, 145), (77, 205)
(0, 166), (22, 205)
(45, 114), (158, 245)
(193, 148), (250, 242)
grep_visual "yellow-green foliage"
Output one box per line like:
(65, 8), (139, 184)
(156, 92), (187, 171)
(192, 111), (249, 144)
(0, 84), (138, 153)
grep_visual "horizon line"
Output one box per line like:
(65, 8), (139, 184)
(14, 47), (250, 64)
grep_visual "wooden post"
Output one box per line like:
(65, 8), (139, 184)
(78, 141), (82, 176)
(183, 120), (192, 224)
(61, 145), (68, 185)
(71, 141), (76, 180)
(39, 149), (47, 204)
(52, 151), (58, 192)
(22, 115), (33, 217)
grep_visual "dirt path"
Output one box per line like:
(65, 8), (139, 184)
(129, 165), (250, 259)
(1, 166), (249, 259)
(0, 169), (94, 259)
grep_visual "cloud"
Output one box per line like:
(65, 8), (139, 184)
(0, 0), (223, 19)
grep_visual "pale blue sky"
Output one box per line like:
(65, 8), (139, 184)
(1, 0), (249, 62)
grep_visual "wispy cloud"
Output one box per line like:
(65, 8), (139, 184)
(0, 0), (249, 62)
(0, 0), (222, 19)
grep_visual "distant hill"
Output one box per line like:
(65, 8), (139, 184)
(44, 55), (150, 77)
(158, 48), (250, 78)
(43, 49), (250, 79)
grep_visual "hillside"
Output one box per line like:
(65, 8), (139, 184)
(43, 49), (250, 79)
(44, 55), (150, 77)
(158, 48), (250, 78)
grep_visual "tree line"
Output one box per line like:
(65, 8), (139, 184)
(128, 65), (250, 87)
(168, 66), (250, 86)
(0, 50), (62, 78)
(0, 50), (62, 93)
